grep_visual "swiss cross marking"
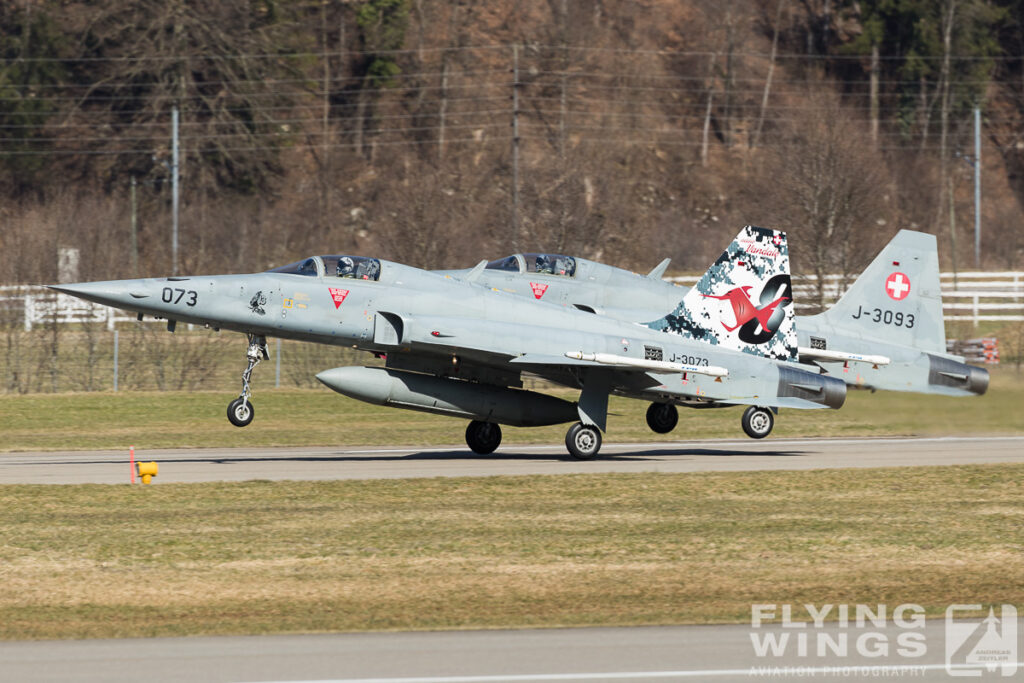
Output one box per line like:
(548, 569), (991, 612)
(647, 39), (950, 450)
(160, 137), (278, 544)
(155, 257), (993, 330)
(885, 272), (911, 301)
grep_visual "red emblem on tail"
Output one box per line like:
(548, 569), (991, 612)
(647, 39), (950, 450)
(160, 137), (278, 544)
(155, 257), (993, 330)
(529, 282), (549, 299)
(703, 286), (790, 333)
(328, 288), (350, 309)
(885, 272), (910, 301)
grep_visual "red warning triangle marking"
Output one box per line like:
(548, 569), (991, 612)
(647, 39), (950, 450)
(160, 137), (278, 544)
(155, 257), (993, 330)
(328, 288), (350, 309)
(529, 282), (549, 299)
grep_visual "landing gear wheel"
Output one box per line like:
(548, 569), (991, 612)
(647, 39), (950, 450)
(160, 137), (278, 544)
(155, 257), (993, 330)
(227, 333), (268, 427)
(646, 402), (679, 434)
(741, 406), (774, 439)
(466, 420), (502, 455)
(565, 422), (602, 460)
(227, 397), (255, 427)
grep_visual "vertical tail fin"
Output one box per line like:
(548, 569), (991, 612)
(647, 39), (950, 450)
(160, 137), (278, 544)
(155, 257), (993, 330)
(821, 230), (945, 353)
(647, 225), (797, 362)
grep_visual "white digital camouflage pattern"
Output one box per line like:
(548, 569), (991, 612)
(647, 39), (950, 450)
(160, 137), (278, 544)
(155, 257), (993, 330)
(646, 225), (798, 362)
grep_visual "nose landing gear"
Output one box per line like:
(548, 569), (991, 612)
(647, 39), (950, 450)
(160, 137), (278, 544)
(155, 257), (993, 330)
(227, 334), (268, 427)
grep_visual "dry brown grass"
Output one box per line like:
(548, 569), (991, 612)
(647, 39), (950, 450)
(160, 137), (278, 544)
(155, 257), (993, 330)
(0, 465), (1021, 639)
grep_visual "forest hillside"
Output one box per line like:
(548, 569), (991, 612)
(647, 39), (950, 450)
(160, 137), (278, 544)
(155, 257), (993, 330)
(2, 0), (1024, 291)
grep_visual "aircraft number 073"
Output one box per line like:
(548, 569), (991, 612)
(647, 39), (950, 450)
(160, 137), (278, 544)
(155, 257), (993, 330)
(161, 287), (198, 306)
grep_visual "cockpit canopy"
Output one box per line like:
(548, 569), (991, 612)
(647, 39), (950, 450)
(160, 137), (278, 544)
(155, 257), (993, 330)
(268, 255), (381, 281)
(485, 253), (577, 277)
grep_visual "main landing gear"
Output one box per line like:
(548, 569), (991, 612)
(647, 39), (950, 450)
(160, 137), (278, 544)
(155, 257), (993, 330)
(645, 402), (679, 434)
(464, 420), (604, 460)
(565, 422), (602, 460)
(741, 405), (775, 439)
(227, 334), (268, 428)
(466, 420), (502, 454)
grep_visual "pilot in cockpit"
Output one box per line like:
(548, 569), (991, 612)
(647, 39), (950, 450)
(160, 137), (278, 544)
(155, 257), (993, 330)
(337, 256), (356, 278)
(536, 254), (554, 274)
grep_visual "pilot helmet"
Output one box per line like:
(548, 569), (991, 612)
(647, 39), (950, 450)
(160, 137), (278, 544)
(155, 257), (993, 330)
(536, 254), (553, 273)
(338, 256), (355, 276)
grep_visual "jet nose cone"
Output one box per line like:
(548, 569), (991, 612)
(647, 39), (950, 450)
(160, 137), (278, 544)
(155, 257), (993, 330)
(47, 281), (148, 308)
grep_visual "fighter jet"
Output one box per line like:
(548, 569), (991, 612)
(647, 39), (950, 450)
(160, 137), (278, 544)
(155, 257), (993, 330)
(50, 226), (845, 459)
(443, 230), (988, 434)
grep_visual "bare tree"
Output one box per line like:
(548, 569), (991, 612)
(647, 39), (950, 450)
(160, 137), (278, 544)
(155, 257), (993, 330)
(743, 95), (892, 310)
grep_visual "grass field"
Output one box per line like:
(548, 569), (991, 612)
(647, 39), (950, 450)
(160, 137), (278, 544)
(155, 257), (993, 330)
(0, 465), (1021, 639)
(0, 367), (1021, 452)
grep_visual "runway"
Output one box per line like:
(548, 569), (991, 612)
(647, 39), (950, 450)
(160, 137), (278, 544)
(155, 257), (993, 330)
(2, 620), (1021, 683)
(0, 435), (1021, 484)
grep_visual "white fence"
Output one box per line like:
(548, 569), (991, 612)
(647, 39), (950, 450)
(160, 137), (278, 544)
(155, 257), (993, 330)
(1, 288), (155, 331)
(668, 271), (1024, 325)
(3, 271), (1024, 329)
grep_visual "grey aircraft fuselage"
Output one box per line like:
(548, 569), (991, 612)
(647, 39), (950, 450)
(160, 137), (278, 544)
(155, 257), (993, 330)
(440, 235), (989, 399)
(51, 251), (843, 458)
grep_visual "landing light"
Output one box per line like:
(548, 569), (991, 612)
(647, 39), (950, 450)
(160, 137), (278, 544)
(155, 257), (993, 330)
(136, 461), (159, 485)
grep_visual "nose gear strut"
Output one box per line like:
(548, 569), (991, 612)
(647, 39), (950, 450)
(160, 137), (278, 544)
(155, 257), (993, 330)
(227, 334), (268, 427)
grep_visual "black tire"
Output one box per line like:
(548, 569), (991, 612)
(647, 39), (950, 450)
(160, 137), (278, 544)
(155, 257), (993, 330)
(645, 402), (679, 434)
(741, 405), (774, 439)
(565, 422), (602, 460)
(465, 420), (502, 455)
(227, 397), (255, 427)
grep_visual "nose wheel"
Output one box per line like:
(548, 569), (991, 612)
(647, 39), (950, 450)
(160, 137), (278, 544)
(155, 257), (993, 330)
(227, 397), (255, 427)
(228, 334), (268, 427)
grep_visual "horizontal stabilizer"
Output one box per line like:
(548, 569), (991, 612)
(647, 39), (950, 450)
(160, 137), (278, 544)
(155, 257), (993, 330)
(787, 382), (825, 394)
(939, 370), (969, 382)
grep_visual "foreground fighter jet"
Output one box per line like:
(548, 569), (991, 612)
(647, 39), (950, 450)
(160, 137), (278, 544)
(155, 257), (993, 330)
(50, 226), (844, 459)
(445, 230), (987, 434)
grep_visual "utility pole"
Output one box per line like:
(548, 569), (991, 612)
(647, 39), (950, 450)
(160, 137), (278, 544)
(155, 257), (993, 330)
(948, 175), (958, 290)
(974, 106), (981, 269)
(172, 105), (180, 276)
(130, 175), (138, 277)
(511, 44), (521, 251)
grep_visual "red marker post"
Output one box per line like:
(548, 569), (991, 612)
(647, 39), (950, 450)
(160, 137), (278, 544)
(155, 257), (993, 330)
(130, 445), (136, 484)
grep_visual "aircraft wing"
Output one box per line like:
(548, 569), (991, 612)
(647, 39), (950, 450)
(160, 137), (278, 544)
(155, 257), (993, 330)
(510, 353), (835, 410)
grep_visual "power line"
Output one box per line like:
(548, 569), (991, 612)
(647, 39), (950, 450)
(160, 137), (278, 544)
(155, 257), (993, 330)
(0, 121), (508, 145)
(5, 43), (1019, 63)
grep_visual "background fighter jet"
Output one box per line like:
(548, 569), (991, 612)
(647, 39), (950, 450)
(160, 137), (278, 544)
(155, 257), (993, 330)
(444, 230), (988, 435)
(50, 227), (844, 459)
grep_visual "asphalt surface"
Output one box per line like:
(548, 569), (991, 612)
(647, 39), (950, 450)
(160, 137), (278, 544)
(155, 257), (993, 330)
(4, 436), (1021, 683)
(0, 435), (1022, 484)
(2, 620), (1021, 683)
